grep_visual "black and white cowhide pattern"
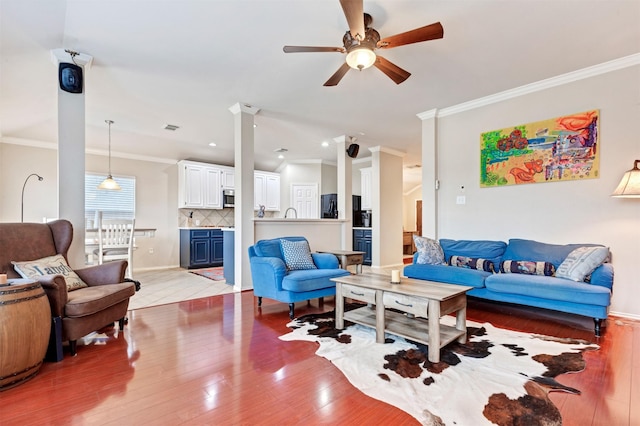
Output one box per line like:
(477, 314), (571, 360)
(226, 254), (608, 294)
(280, 307), (597, 426)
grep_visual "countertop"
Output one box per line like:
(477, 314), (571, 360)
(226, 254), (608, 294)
(253, 218), (347, 223)
(179, 226), (235, 230)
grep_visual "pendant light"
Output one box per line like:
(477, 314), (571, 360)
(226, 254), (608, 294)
(98, 119), (121, 190)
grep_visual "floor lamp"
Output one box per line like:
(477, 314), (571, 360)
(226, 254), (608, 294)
(21, 173), (43, 222)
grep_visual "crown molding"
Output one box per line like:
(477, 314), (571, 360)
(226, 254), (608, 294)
(1, 136), (177, 165)
(420, 53), (640, 118)
(368, 145), (406, 157)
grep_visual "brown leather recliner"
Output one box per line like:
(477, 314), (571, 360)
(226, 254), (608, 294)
(0, 220), (135, 360)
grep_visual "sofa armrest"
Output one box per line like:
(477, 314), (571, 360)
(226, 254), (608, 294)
(589, 263), (614, 290)
(75, 261), (127, 286)
(250, 257), (287, 291)
(312, 253), (340, 269)
(37, 275), (68, 317)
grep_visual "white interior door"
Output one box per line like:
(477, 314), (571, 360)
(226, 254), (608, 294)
(291, 184), (318, 218)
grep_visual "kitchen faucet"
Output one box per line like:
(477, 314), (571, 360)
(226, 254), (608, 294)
(284, 207), (298, 218)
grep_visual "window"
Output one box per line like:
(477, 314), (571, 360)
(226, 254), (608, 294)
(85, 173), (136, 225)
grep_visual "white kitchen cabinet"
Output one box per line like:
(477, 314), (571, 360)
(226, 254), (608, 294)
(361, 167), (372, 210)
(254, 170), (280, 211)
(220, 165), (235, 189)
(178, 160), (223, 209)
(203, 167), (222, 209)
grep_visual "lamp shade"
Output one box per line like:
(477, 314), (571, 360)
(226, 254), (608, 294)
(612, 159), (640, 198)
(346, 46), (376, 70)
(98, 175), (121, 190)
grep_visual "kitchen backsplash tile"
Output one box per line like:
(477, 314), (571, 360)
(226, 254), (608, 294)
(178, 208), (275, 227)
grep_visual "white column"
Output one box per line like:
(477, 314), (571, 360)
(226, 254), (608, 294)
(53, 50), (92, 268)
(229, 103), (260, 291)
(333, 135), (353, 250)
(417, 109), (438, 239)
(370, 146), (405, 269)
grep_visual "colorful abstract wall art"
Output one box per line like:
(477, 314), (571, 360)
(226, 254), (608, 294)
(480, 110), (600, 187)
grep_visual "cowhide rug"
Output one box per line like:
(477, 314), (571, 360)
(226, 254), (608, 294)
(280, 307), (598, 426)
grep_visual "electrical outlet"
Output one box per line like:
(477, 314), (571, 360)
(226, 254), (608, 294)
(456, 196), (466, 205)
(148, 248), (154, 254)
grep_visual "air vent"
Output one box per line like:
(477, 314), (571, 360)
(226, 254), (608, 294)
(405, 164), (422, 169)
(274, 148), (288, 153)
(163, 124), (180, 131)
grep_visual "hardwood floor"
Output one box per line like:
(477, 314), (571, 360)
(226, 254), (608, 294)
(1, 291), (638, 425)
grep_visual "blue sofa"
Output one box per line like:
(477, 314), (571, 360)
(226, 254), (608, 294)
(248, 236), (351, 319)
(403, 238), (614, 336)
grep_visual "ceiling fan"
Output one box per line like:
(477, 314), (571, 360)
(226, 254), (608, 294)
(283, 0), (444, 86)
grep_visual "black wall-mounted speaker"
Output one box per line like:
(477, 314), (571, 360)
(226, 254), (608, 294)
(346, 143), (359, 158)
(59, 63), (83, 94)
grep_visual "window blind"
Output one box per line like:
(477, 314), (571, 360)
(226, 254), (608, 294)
(85, 173), (136, 223)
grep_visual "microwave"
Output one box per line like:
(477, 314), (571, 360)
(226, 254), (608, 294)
(223, 189), (235, 207)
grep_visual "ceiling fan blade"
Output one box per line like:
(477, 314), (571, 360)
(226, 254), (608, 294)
(283, 46), (345, 53)
(378, 22), (444, 49)
(374, 56), (411, 84)
(339, 0), (365, 40)
(324, 62), (351, 86)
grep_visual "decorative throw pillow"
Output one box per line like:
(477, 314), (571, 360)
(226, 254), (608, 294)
(12, 254), (88, 291)
(413, 235), (446, 265)
(556, 246), (609, 282)
(499, 260), (555, 276)
(280, 239), (317, 271)
(449, 255), (495, 273)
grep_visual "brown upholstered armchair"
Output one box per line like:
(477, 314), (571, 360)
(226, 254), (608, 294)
(0, 220), (135, 360)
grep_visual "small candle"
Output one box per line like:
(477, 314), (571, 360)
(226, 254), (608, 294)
(391, 270), (400, 283)
(0, 274), (7, 284)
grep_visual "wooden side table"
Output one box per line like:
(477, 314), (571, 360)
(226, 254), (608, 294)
(318, 250), (365, 274)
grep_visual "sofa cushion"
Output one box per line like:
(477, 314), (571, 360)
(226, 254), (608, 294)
(280, 239), (317, 271)
(65, 282), (136, 317)
(12, 254), (88, 291)
(413, 236), (446, 265)
(556, 246), (609, 282)
(440, 239), (507, 267)
(281, 268), (349, 293)
(499, 260), (555, 276)
(403, 264), (489, 289)
(485, 274), (611, 307)
(449, 256), (495, 273)
(502, 239), (606, 269)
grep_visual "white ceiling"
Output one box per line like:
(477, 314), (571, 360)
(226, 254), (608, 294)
(1, 1), (639, 191)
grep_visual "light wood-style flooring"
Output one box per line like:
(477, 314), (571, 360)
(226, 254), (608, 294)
(0, 273), (638, 425)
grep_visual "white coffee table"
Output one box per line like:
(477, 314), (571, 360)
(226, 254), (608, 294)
(331, 273), (472, 363)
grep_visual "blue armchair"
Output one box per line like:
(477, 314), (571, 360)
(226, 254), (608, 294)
(248, 236), (351, 319)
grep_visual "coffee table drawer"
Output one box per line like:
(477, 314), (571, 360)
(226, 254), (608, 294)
(341, 284), (376, 304)
(344, 254), (363, 266)
(383, 292), (428, 318)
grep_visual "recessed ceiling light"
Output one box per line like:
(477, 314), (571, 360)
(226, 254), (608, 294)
(209, 142), (217, 147)
(321, 141), (329, 147)
(278, 154), (284, 159)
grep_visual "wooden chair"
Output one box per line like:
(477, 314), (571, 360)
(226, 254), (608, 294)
(95, 212), (135, 279)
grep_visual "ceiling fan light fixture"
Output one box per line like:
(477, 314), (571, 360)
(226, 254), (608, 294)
(346, 46), (376, 70)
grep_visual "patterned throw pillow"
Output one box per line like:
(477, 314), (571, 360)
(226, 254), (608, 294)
(449, 255), (495, 272)
(413, 235), (446, 265)
(280, 239), (317, 271)
(499, 260), (555, 276)
(556, 246), (609, 282)
(12, 254), (88, 291)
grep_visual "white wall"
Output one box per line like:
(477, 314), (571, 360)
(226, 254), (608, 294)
(433, 65), (640, 318)
(0, 144), (58, 222)
(403, 185), (421, 232)
(320, 163), (337, 194)
(279, 162), (322, 216)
